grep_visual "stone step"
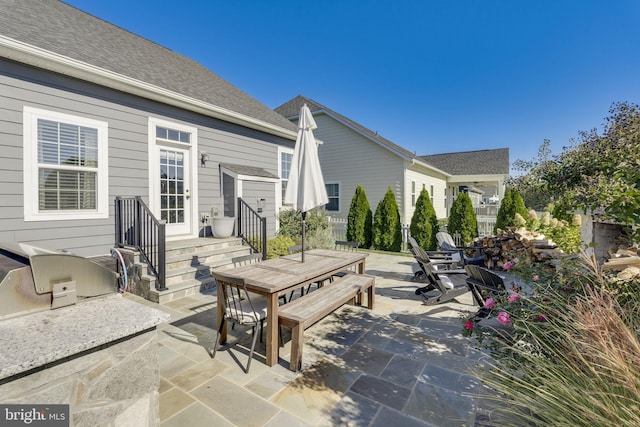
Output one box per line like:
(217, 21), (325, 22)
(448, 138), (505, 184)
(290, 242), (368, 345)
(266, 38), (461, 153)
(148, 276), (216, 304)
(165, 244), (250, 271)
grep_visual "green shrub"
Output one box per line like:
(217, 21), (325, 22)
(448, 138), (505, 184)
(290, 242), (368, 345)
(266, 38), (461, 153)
(513, 191), (528, 219)
(494, 188), (514, 233)
(447, 192), (478, 246)
(409, 188), (439, 250)
(266, 235), (296, 259)
(277, 208), (329, 242)
(346, 185), (373, 248)
(372, 187), (402, 252)
(495, 189), (529, 234)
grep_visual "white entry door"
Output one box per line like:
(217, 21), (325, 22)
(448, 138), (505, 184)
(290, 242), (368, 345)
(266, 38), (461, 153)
(158, 146), (191, 236)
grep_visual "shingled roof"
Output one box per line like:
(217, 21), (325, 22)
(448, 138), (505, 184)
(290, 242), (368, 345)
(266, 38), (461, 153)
(275, 95), (423, 161)
(420, 148), (510, 175)
(0, 0), (297, 137)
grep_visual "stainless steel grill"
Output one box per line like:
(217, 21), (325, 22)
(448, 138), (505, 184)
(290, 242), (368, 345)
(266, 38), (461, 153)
(0, 243), (118, 320)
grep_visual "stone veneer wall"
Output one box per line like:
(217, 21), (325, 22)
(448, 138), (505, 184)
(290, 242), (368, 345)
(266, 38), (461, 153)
(0, 295), (168, 427)
(0, 329), (161, 427)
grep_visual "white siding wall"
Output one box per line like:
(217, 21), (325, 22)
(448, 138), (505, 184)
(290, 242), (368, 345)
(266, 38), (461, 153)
(404, 168), (448, 221)
(311, 114), (405, 221)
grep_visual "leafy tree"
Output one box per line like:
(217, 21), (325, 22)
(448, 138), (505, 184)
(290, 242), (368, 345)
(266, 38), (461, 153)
(510, 102), (640, 241)
(447, 192), (478, 245)
(346, 185), (373, 248)
(372, 187), (402, 252)
(494, 188), (515, 233)
(509, 139), (555, 210)
(409, 188), (439, 250)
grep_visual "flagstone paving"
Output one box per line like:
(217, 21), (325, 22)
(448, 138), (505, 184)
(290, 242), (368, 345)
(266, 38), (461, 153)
(125, 252), (500, 426)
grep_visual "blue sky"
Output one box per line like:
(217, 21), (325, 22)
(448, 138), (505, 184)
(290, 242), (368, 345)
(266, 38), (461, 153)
(65, 0), (640, 169)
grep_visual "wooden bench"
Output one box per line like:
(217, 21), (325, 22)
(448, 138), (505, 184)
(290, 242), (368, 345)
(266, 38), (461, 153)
(278, 273), (375, 371)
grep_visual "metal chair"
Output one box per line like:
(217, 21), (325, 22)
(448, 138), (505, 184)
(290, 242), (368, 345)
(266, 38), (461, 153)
(287, 244), (322, 299)
(333, 241), (360, 279)
(231, 253), (288, 306)
(211, 271), (268, 373)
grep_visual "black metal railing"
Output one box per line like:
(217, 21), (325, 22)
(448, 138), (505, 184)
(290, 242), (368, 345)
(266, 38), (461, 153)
(115, 196), (167, 291)
(237, 198), (267, 259)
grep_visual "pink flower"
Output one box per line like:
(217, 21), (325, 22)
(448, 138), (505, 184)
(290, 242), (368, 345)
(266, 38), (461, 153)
(508, 293), (520, 303)
(485, 297), (495, 309)
(532, 275), (540, 281)
(464, 321), (475, 330)
(497, 311), (511, 325)
(503, 261), (514, 271)
(537, 314), (547, 322)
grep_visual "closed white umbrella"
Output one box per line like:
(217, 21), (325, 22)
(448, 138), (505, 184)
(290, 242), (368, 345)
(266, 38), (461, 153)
(284, 103), (328, 261)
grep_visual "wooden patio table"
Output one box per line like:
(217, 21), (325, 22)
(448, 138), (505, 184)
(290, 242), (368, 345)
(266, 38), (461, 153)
(212, 248), (368, 366)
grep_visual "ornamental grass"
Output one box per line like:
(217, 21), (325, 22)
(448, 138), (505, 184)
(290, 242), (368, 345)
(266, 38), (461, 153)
(474, 253), (640, 426)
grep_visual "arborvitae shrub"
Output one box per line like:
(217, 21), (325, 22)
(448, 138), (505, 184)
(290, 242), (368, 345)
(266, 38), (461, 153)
(447, 192), (478, 246)
(372, 187), (402, 252)
(513, 191), (528, 220)
(494, 188), (514, 233)
(346, 185), (372, 248)
(409, 188), (439, 250)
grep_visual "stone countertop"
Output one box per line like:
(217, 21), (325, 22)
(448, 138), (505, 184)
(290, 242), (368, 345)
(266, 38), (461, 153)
(0, 294), (170, 381)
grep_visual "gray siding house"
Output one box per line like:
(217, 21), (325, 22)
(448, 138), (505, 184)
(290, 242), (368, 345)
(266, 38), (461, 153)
(275, 96), (451, 224)
(0, 0), (296, 257)
(275, 96), (509, 224)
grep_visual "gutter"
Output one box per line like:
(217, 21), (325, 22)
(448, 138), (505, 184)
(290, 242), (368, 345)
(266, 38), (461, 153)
(0, 35), (297, 141)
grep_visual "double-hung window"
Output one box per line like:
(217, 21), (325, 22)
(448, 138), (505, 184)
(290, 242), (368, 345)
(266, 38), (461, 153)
(23, 107), (108, 221)
(279, 149), (293, 203)
(325, 182), (340, 212)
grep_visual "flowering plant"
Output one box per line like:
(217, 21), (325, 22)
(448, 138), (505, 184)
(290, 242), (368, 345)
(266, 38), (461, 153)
(460, 254), (594, 362)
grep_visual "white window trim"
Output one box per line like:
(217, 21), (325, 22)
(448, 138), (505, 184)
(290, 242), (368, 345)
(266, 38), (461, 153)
(147, 117), (199, 233)
(277, 146), (294, 209)
(23, 106), (109, 221)
(325, 181), (341, 213)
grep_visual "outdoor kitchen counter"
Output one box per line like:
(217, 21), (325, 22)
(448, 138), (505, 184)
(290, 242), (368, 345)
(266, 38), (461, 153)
(0, 294), (169, 381)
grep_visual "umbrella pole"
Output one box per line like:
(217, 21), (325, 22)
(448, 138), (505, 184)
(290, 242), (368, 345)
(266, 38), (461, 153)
(301, 211), (306, 262)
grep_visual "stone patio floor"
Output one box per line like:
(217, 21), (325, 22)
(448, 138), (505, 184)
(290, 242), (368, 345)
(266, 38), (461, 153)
(125, 252), (501, 427)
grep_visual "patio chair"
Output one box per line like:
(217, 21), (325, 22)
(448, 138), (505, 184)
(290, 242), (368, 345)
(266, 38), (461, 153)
(232, 253), (288, 306)
(332, 240), (360, 279)
(212, 271), (268, 373)
(287, 244), (322, 298)
(464, 265), (506, 311)
(435, 231), (485, 266)
(408, 235), (466, 275)
(411, 253), (471, 305)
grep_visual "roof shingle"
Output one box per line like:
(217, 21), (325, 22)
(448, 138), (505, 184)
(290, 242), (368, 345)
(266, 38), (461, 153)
(0, 0), (296, 133)
(420, 148), (510, 175)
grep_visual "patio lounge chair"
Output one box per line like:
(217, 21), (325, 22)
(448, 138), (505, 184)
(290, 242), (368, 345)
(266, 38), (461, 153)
(464, 265), (506, 314)
(408, 235), (466, 277)
(410, 251), (471, 305)
(435, 231), (485, 266)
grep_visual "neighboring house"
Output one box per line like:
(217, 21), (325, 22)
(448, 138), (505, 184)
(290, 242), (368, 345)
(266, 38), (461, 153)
(275, 96), (451, 224)
(275, 96), (509, 225)
(420, 148), (510, 216)
(0, 0), (297, 257)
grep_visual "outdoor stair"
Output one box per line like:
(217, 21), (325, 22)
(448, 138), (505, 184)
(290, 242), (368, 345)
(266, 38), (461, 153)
(131, 237), (252, 304)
